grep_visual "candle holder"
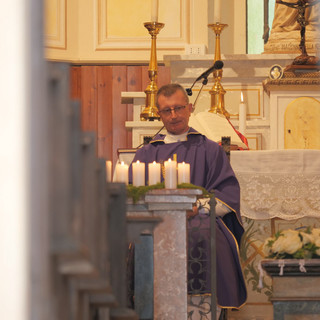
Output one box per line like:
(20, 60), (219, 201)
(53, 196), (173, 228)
(140, 22), (165, 121)
(208, 23), (230, 118)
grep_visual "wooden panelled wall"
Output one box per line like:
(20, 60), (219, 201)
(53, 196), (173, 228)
(70, 65), (171, 166)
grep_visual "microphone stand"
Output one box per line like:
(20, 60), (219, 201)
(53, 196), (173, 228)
(186, 61), (223, 97)
(191, 78), (208, 111)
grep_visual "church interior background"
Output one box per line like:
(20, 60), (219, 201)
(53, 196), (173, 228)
(1, 0), (320, 319)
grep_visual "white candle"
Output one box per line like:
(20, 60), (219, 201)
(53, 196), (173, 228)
(148, 161), (161, 185)
(213, 0), (221, 23)
(115, 161), (129, 185)
(106, 160), (112, 182)
(132, 160), (145, 186)
(239, 91), (246, 135)
(164, 158), (177, 189)
(151, 0), (158, 22)
(178, 162), (190, 184)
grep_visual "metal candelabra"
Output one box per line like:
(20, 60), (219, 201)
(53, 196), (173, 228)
(140, 21), (165, 121)
(208, 23), (230, 118)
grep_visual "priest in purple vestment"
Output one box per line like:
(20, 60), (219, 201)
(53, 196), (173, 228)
(129, 83), (247, 309)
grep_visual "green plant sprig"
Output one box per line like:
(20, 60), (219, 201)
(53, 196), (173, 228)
(127, 182), (213, 204)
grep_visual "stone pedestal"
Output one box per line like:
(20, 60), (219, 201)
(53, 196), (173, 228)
(127, 188), (202, 320)
(261, 259), (320, 320)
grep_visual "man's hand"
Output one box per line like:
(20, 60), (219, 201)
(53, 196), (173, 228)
(230, 144), (240, 150)
(187, 205), (199, 219)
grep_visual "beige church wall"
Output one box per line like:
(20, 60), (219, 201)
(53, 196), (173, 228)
(208, 0), (247, 54)
(45, 0), (247, 63)
(232, 0), (247, 54)
(92, 0), (194, 61)
(45, 0), (79, 61)
(45, 0), (66, 49)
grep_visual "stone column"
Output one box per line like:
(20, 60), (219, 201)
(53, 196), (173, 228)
(127, 188), (202, 320)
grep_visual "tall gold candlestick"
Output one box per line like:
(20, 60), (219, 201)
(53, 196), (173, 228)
(140, 22), (165, 121)
(208, 23), (230, 118)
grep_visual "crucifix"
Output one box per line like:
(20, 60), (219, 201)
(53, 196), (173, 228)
(276, 0), (320, 65)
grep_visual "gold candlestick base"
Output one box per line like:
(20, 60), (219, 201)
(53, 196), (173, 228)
(208, 23), (229, 118)
(209, 77), (230, 118)
(140, 22), (165, 121)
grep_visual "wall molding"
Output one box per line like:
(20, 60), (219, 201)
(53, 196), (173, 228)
(95, 0), (190, 51)
(45, 0), (66, 49)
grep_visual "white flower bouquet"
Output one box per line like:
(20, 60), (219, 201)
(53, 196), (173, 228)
(263, 227), (320, 259)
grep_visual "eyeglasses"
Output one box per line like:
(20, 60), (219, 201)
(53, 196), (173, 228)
(158, 105), (186, 116)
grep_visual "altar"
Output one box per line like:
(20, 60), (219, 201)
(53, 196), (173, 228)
(123, 54), (320, 151)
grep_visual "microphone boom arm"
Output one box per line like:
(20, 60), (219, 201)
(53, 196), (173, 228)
(186, 60), (223, 96)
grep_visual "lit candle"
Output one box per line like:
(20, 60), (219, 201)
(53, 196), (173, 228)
(115, 161), (129, 185)
(132, 160), (145, 186)
(164, 158), (177, 189)
(148, 161), (161, 185)
(239, 91), (246, 135)
(106, 160), (112, 182)
(178, 162), (190, 184)
(213, 0), (221, 23)
(151, 0), (158, 22)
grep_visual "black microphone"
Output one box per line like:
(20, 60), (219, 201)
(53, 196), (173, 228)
(185, 60), (224, 96)
(195, 60), (224, 82)
(186, 88), (192, 96)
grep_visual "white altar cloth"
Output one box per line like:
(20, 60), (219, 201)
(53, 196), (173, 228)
(230, 150), (320, 220)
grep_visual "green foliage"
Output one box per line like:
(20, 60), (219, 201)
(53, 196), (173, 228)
(126, 182), (213, 204)
(126, 183), (164, 203)
(292, 242), (319, 259)
(240, 218), (273, 297)
(177, 183), (213, 198)
(239, 218), (256, 262)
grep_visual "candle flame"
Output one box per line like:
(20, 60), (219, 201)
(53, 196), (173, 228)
(121, 161), (124, 165)
(168, 158), (172, 162)
(153, 161), (156, 164)
(240, 91), (244, 103)
(137, 160), (140, 164)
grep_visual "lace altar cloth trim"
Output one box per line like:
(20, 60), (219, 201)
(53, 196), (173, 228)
(236, 172), (320, 220)
(230, 150), (320, 220)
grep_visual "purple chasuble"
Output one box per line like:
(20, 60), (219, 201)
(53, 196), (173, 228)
(129, 128), (247, 308)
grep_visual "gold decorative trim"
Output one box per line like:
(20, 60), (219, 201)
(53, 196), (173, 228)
(263, 78), (320, 94)
(246, 134), (262, 150)
(225, 88), (262, 119)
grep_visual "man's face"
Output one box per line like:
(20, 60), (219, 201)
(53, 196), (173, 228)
(157, 90), (193, 135)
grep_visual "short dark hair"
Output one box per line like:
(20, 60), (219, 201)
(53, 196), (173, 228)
(156, 83), (189, 108)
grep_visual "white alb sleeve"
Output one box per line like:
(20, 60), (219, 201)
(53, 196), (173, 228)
(197, 198), (231, 217)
